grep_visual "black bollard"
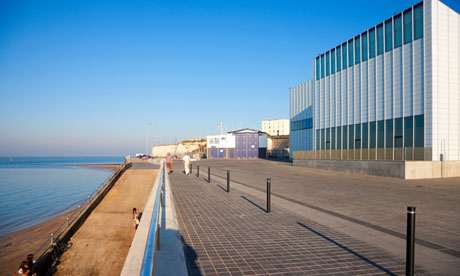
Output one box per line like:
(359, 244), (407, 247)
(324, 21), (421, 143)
(227, 170), (230, 193)
(190, 163), (193, 174)
(208, 167), (211, 183)
(266, 178), (271, 213)
(406, 206), (416, 276)
(197, 165), (199, 177)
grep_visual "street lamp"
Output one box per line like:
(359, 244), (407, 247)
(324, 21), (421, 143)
(146, 122), (153, 155)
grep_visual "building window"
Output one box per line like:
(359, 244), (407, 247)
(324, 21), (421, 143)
(355, 124), (361, 149)
(362, 32), (368, 61)
(348, 39), (354, 67)
(337, 46), (341, 71)
(403, 9), (412, 44)
(369, 28), (376, 58)
(370, 121), (376, 149)
(394, 14), (402, 48)
(316, 57), (320, 80)
(414, 3), (423, 40)
(321, 129), (325, 150)
(394, 118), (403, 148)
(331, 49), (336, 74)
(362, 122), (368, 149)
(404, 116), (413, 147)
(316, 130), (320, 150)
(343, 126), (348, 150)
(386, 119), (393, 148)
(414, 115), (424, 147)
(377, 24), (384, 55)
(337, 127), (342, 150)
(331, 127), (336, 150)
(326, 128), (330, 150)
(385, 19), (393, 52)
(355, 36), (360, 64)
(321, 55), (325, 78)
(377, 120), (384, 148)
(349, 125), (354, 149)
(326, 52), (330, 76)
(342, 43), (347, 68)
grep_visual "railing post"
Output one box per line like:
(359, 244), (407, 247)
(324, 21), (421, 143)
(227, 170), (230, 193)
(406, 206), (416, 276)
(266, 178), (271, 213)
(197, 165), (199, 177)
(208, 167), (211, 183)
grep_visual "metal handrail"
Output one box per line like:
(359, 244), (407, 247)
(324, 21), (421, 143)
(140, 161), (165, 276)
(32, 163), (125, 260)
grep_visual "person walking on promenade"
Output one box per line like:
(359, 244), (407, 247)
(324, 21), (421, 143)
(183, 154), (191, 175)
(165, 152), (173, 174)
(132, 208), (140, 230)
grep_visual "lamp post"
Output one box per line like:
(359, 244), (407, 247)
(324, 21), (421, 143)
(146, 122), (153, 155)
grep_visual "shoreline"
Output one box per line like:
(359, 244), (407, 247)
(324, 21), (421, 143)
(0, 210), (75, 276)
(65, 164), (121, 171)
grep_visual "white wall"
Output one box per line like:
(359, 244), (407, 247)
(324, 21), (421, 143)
(206, 134), (235, 149)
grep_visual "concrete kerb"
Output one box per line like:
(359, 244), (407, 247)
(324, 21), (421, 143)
(121, 161), (187, 276)
(207, 172), (460, 276)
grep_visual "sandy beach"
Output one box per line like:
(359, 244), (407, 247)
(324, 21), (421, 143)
(0, 210), (74, 276)
(67, 164), (121, 170)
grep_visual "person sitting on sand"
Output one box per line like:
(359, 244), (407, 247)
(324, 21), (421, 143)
(132, 208), (140, 230)
(14, 260), (33, 276)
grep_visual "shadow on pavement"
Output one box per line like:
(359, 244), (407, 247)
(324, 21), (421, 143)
(241, 195), (267, 213)
(182, 237), (201, 276)
(297, 222), (397, 276)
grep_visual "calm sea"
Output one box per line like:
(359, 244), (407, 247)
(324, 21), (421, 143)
(0, 157), (123, 235)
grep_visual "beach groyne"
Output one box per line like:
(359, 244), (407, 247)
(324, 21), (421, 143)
(31, 162), (132, 275)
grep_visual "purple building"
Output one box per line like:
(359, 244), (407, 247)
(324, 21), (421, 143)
(206, 129), (268, 159)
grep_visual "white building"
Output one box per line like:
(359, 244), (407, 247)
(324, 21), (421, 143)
(261, 119), (290, 136)
(290, 0), (460, 178)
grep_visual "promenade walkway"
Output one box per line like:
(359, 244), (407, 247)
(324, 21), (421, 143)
(169, 162), (441, 275)
(54, 161), (158, 275)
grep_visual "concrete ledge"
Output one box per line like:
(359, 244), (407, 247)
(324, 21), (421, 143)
(294, 159), (460, 179)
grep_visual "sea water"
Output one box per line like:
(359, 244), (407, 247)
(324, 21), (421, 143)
(0, 157), (123, 235)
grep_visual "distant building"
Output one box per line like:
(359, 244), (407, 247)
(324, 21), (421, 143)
(261, 119), (289, 136)
(207, 129), (268, 159)
(289, 0), (460, 179)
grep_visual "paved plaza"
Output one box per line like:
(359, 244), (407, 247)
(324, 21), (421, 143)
(168, 160), (460, 275)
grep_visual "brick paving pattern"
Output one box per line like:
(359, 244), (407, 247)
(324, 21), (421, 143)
(169, 164), (435, 276)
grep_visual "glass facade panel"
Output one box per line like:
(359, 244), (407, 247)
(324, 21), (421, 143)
(386, 119), (393, 148)
(355, 36), (360, 64)
(414, 3), (423, 40)
(404, 9), (413, 44)
(337, 127), (341, 150)
(414, 115), (424, 147)
(321, 55), (325, 78)
(349, 125), (354, 149)
(370, 122), (376, 148)
(326, 128), (330, 150)
(348, 40), (354, 67)
(321, 129), (325, 150)
(331, 127), (336, 150)
(362, 32), (368, 61)
(355, 124), (361, 149)
(326, 52), (330, 76)
(316, 57), (320, 80)
(342, 43), (347, 68)
(331, 49), (336, 74)
(377, 120), (384, 148)
(362, 123), (369, 148)
(369, 28), (376, 58)
(395, 118), (403, 148)
(385, 19), (393, 52)
(394, 14), (402, 48)
(404, 116), (413, 147)
(316, 130), (320, 150)
(377, 24), (384, 55)
(342, 126), (347, 149)
(337, 46), (341, 71)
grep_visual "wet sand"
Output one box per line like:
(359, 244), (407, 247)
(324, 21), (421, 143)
(0, 210), (74, 276)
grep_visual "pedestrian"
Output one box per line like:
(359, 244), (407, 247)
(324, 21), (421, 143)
(132, 208), (140, 230)
(165, 152), (173, 174)
(183, 154), (191, 175)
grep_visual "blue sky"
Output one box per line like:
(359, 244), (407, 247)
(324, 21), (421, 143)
(1, 0), (459, 156)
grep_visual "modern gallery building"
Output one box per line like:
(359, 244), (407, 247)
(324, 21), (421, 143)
(290, 0), (460, 178)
